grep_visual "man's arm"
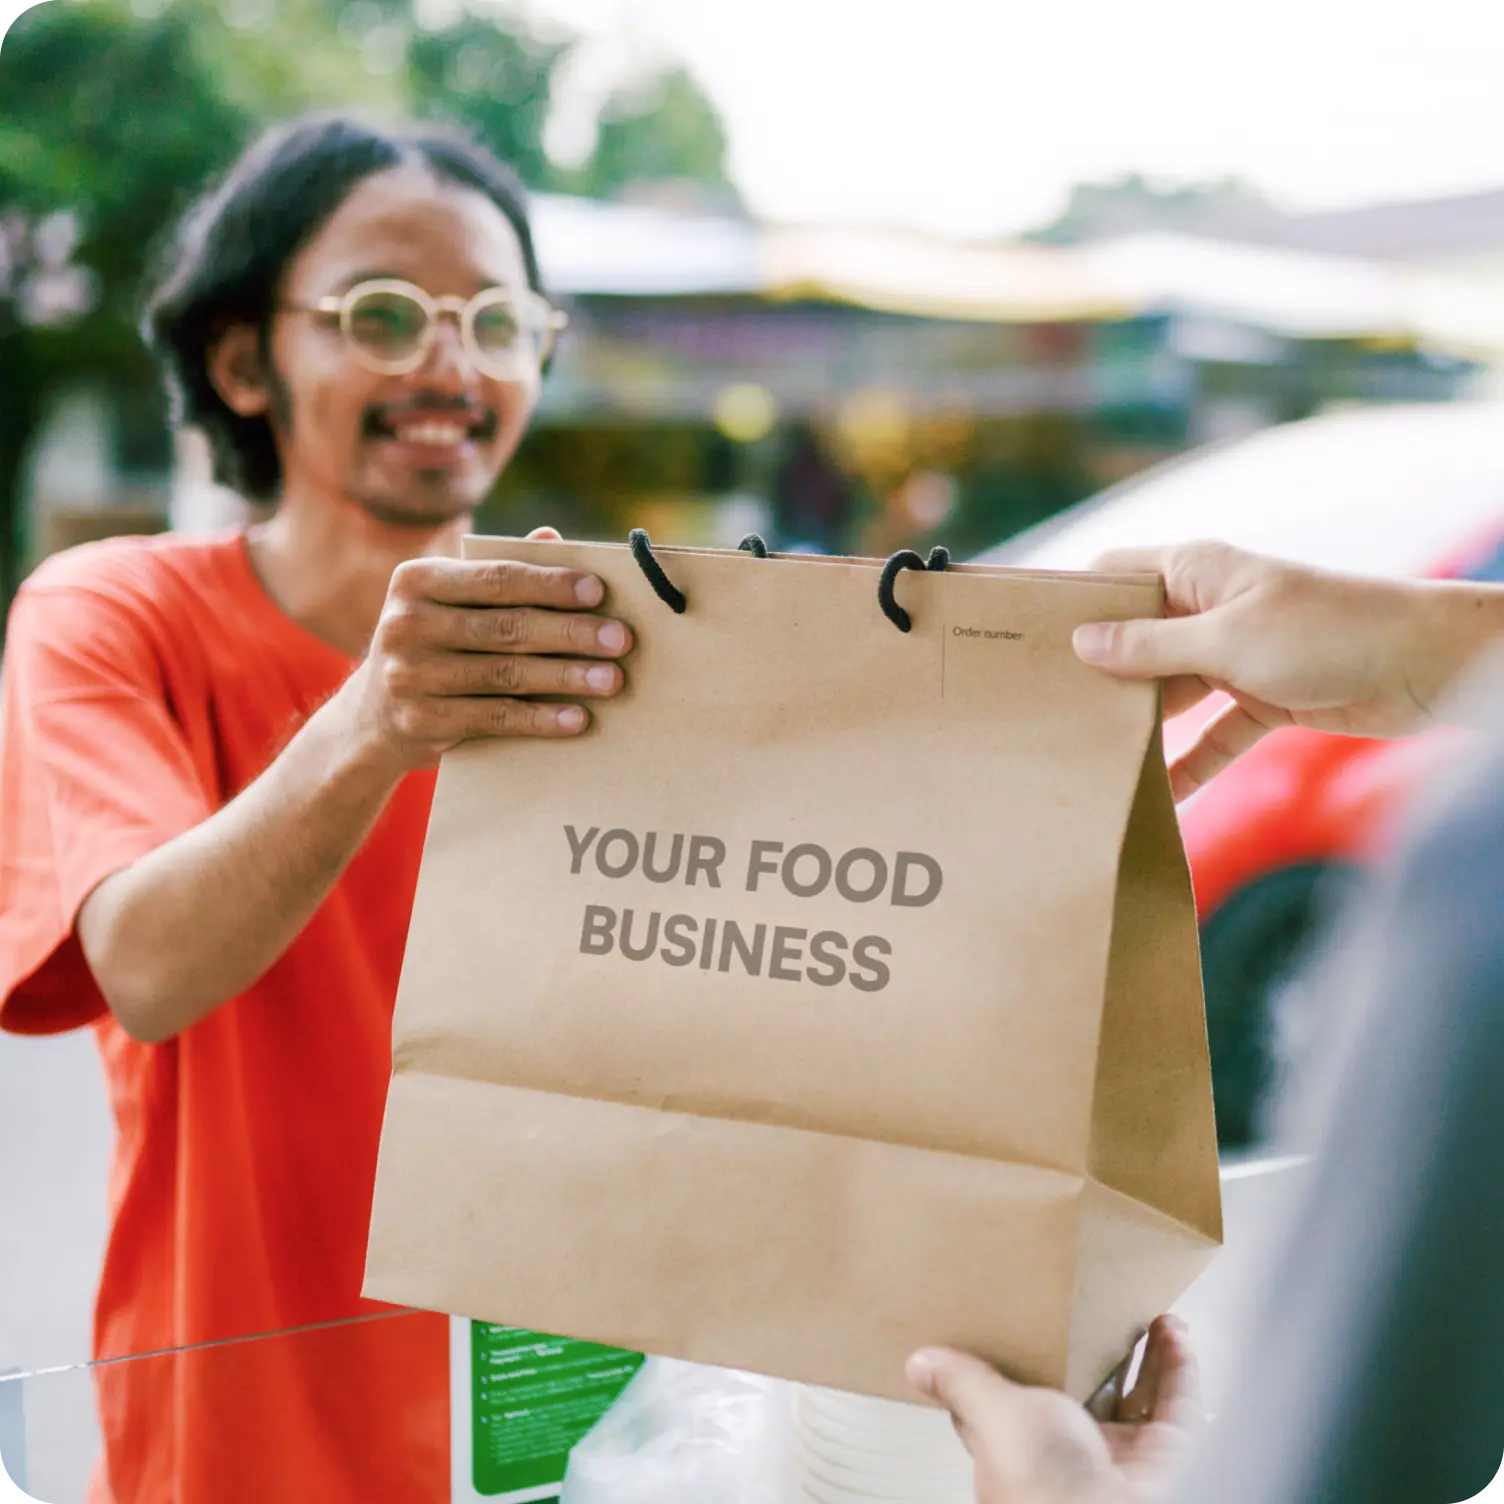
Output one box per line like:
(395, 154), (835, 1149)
(76, 555), (631, 1044)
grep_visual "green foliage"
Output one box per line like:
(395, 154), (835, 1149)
(185, 0), (411, 123)
(408, 12), (570, 189)
(0, 0), (740, 615)
(570, 65), (737, 206)
(1028, 172), (1275, 246)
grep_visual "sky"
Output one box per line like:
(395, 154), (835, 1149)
(513, 0), (1504, 238)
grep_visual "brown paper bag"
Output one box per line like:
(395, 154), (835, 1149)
(364, 536), (1222, 1404)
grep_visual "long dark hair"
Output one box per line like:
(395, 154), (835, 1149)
(142, 112), (545, 501)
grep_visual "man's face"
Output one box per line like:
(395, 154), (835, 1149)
(267, 166), (539, 529)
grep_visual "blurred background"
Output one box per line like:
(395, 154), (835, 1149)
(7, 0), (1504, 610)
(7, 4), (1504, 1496)
(12, 0), (1504, 1161)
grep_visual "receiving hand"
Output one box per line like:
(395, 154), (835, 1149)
(1073, 542), (1504, 800)
(907, 1315), (1200, 1504)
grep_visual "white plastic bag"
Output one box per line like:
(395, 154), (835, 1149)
(560, 1357), (792, 1504)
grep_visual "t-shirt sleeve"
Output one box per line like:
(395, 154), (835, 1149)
(0, 578), (215, 1035)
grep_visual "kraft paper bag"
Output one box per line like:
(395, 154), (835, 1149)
(365, 536), (1222, 1404)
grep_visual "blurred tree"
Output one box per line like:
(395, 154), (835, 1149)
(408, 12), (571, 188)
(1028, 172), (1278, 246)
(0, 0), (405, 628)
(0, 0), (250, 631)
(0, 0), (741, 626)
(570, 65), (739, 209)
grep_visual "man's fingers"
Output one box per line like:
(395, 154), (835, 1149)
(1074, 614), (1224, 683)
(906, 1348), (1018, 1443)
(1167, 700), (1279, 801)
(449, 696), (591, 739)
(417, 653), (623, 700)
(410, 601), (632, 659)
(395, 555), (606, 611)
(527, 526), (563, 541)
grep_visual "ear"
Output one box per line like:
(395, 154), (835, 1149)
(207, 325), (271, 418)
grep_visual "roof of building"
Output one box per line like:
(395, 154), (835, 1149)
(1177, 190), (1504, 263)
(526, 192), (1504, 357)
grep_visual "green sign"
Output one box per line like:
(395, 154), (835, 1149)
(470, 1323), (644, 1499)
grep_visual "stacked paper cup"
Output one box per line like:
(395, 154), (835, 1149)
(790, 1385), (975, 1503)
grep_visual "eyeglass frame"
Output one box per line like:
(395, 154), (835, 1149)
(283, 277), (569, 378)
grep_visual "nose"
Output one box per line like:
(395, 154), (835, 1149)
(418, 311), (478, 389)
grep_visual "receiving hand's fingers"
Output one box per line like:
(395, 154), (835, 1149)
(413, 653), (623, 699)
(1160, 674), (1218, 722)
(906, 1348), (1018, 1446)
(1167, 700), (1283, 801)
(1086, 1343), (1138, 1423)
(1120, 1316), (1202, 1430)
(1074, 614), (1227, 683)
(396, 556), (606, 611)
(1087, 542), (1245, 610)
(527, 526), (563, 541)
(1087, 546), (1183, 579)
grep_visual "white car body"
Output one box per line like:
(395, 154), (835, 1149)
(974, 400), (1504, 578)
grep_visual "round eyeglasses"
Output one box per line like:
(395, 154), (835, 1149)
(286, 278), (568, 379)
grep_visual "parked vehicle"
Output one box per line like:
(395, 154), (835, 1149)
(975, 402), (1504, 1144)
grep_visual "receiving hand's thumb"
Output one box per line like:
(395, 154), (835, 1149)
(1072, 615), (1213, 681)
(907, 1347), (1017, 1436)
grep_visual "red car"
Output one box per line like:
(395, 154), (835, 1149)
(978, 402), (1504, 1145)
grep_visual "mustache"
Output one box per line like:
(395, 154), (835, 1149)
(362, 395), (498, 437)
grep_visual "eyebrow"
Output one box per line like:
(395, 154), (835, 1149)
(334, 269), (409, 291)
(331, 270), (524, 295)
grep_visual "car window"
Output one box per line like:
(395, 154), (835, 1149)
(977, 404), (1504, 579)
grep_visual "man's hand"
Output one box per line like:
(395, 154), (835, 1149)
(906, 1316), (1199, 1504)
(338, 549), (631, 776)
(1072, 542), (1504, 800)
(77, 530), (630, 1042)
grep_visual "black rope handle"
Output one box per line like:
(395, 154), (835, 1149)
(628, 529), (687, 614)
(878, 545), (950, 632)
(738, 534), (769, 557)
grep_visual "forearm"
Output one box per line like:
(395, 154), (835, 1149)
(1406, 579), (1504, 724)
(78, 684), (402, 1043)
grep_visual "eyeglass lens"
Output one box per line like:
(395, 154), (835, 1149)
(345, 288), (545, 368)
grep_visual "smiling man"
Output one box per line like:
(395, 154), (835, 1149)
(0, 115), (631, 1504)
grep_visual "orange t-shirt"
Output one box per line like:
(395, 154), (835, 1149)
(0, 530), (449, 1504)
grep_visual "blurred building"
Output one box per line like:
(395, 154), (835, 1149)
(21, 189), (1504, 567)
(478, 194), (1497, 556)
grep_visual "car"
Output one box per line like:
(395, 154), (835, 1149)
(973, 401), (1504, 1146)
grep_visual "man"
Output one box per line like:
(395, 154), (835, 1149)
(909, 542), (1504, 1503)
(0, 113), (632, 1503)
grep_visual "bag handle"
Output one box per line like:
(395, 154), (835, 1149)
(878, 546), (950, 632)
(627, 531), (949, 630)
(628, 530), (769, 612)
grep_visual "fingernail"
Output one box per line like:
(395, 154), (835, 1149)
(585, 665), (616, 692)
(557, 705), (587, 732)
(597, 621), (628, 652)
(1073, 623), (1111, 661)
(575, 576), (604, 606)
(905, 1352), (938, 1394)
